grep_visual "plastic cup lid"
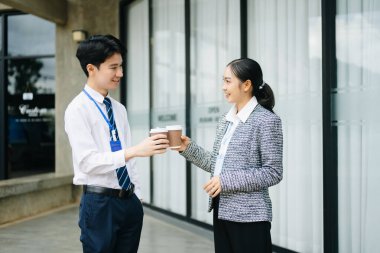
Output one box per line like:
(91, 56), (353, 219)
(166, 125), (182, 130)
(150, 127), (168, 133)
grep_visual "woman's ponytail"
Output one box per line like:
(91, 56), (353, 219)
(254, 81), (275, 112)
(227, 58), (275, 113)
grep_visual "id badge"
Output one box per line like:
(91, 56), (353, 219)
(110, 140), (122, 152)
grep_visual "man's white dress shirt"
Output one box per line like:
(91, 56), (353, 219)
(65, 85), (141, 198)
(214, 96), (258, 176)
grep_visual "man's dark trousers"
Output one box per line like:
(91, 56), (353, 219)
(79, 192), (144, 253)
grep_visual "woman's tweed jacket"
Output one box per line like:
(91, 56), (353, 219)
(181, 104), (283, 222)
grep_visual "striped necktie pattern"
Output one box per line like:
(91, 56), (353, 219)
(103, 97), (132, 190)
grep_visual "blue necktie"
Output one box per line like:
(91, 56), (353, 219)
(103, 97), (132, 190)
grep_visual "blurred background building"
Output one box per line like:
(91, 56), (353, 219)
(0, 0), (379, 252)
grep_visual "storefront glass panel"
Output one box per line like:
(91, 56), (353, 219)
(248, 0), (323, 252)
(151, 0), (186, 215)
(190, 0), (240, 224)
(125, 0), (151, 202)
(8, 14), (55, 57)
(335, 1), (380, 252)
(7, 58), (55, 178)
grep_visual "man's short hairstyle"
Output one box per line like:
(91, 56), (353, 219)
(76, 34), (126, 77)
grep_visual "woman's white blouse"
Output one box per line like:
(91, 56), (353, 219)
(214, 96), (258, 176)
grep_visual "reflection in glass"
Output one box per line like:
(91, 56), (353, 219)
(7, 58), (55, 178)
(8, 58), (55, 95)
(336, 1), (380, 252)
(8, 14), (55, 56)
(190, 0), (240, 224)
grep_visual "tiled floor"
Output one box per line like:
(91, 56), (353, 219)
(0, 205), (214, 253)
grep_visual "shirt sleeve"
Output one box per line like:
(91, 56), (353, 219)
(64, 104), (126, 175)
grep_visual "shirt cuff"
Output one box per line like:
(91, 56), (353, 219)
(114, 149), (126, 168)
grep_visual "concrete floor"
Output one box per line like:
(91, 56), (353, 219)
(0, 205), (214, 253)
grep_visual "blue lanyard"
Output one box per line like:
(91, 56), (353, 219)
(82, 89), (113, 131)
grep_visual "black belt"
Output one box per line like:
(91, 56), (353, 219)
(83, 184), (135, 198)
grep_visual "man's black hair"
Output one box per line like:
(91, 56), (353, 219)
(76, 34), (126, 77)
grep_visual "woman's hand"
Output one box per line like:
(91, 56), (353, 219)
(171, 135), (191, 152)
(203, 176), (221, 198)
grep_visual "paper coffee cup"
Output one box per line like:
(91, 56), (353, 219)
(150, 127), (168, 138)
(166, 125), (182, 149)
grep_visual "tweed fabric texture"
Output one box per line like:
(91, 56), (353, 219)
(181, 104), (283, 222)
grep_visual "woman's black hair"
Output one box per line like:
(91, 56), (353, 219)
(76, 34), (126, 77)
(227, 58), (275, 112)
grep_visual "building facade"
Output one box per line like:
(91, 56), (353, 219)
(0, 0), (379, 252)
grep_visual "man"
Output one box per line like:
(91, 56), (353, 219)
(65, 34), (169, 253)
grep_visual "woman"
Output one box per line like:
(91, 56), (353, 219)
(175, 58), (283, 253)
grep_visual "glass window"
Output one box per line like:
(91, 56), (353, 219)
(4, 13), (56, 179)
(8, 15), (55, 56)
(126, 0), (151, 202)
(190, 0), (240, 224)
(7, 58), (55, 178)
(151, 0), (186, 215)
(248, 0), (323, 252)
(335, 1), (380, 252)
